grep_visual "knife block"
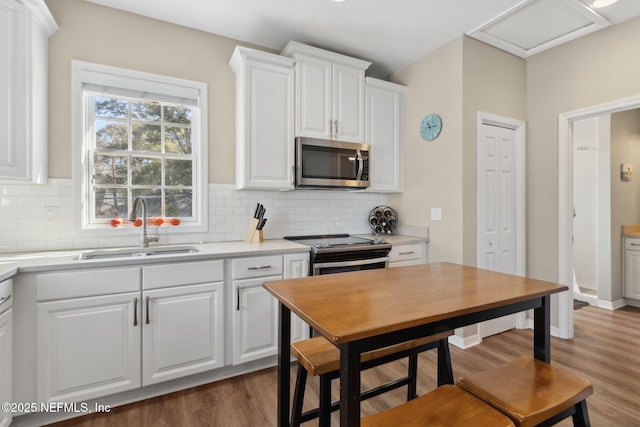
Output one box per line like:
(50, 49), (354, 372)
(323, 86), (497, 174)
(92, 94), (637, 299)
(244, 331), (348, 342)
(244, 218), (264, 243)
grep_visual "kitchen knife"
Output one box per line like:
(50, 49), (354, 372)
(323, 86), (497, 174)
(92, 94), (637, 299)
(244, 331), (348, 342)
(253, 203), (261, 218)
(257, 218), (267, 230)
(257, 206), (266, 219)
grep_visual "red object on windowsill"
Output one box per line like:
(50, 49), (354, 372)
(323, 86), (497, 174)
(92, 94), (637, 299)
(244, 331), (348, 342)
(109, 217), (182, 227)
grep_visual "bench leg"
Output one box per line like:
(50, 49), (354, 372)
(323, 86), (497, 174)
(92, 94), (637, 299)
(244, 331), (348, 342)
(290, 365), (307, 427)
(407, 353), (418, 400)
(572, 400), (591, 427)
(319, 375), (332, 427)
(437, 338), (454, 386)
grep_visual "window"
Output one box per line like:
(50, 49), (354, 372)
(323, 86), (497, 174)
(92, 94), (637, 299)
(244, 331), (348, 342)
(73, 61), (208, 232)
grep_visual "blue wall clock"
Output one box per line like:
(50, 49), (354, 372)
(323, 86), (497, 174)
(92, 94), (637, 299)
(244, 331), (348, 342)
(420, 114), (442, 141)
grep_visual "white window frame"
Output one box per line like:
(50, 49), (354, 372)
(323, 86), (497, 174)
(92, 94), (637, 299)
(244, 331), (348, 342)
(72, 60), (208, 234)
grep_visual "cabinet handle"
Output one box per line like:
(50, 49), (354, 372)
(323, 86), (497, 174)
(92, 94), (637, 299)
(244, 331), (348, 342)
(0, 294), (11, 307)
(334, 119), (338, 137)
(291, 165), (295, 185)
(630, 243), (640, 246)
(248, 265), (272, 270)
(236, 288), (240, 311)
(146, 296), (150, 325)
(329, 119), (334, 138)
(399, 251), (415, 256)
(133, 297), (138, 326)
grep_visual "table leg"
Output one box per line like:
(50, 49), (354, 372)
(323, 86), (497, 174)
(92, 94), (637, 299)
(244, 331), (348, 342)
(278, 303), (291, 427)
(339, 342), (362, 426)
(533, 295), (551, 362)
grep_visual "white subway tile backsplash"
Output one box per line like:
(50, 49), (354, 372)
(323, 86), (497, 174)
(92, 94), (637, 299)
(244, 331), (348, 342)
(0, 180), (385, 254)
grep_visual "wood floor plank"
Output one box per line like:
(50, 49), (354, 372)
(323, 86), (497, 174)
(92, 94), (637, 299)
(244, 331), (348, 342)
(46, 305), (640, 427)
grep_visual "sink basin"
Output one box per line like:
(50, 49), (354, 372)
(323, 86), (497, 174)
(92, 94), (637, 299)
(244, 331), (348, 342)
(77, 246), (199, 260)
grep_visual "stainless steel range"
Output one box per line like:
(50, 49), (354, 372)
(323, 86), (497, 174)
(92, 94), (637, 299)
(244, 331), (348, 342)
(284, 234), (392, 276)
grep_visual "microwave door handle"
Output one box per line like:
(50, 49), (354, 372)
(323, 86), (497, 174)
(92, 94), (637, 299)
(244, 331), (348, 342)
(356, 150), (364, 181)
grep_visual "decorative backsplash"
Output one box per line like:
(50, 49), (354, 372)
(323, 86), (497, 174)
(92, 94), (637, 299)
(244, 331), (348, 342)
(0, 180), (385, 254)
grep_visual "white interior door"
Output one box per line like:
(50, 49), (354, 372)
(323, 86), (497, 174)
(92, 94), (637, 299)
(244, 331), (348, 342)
(478, 120), (518, 337)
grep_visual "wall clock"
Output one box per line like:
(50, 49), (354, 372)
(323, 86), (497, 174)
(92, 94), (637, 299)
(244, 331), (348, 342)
(420, 114), (442, 141)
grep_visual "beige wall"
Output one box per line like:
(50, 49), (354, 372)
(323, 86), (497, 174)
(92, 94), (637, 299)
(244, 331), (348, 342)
(388, 39), (464, 264)
(46, 0), (268, 183)
(527, 15), (640, 282)
(461, 37), (526, 266)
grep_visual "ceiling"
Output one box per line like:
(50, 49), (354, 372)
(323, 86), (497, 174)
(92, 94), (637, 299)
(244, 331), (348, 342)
(85, 0), (640, 78)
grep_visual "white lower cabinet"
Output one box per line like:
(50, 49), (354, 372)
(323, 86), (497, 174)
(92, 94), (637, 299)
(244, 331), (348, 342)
(142, 282), (224, 385)
(623, 238), (640, 300)
(37, 292), (141, 403)
(389, 241), (427, 267)
(232, 253), (310, 365)
(36, 260), (225, 403)
(0, 279), (13, 427)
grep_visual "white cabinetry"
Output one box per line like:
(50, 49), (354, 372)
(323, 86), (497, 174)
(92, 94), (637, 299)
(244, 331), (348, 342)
(232, 255), (283, 365)
(284, 253), (310, 343)
(0, 279), (13, 427)
(282, 41), (371, 143)
(142, 260), (224, 385)
(365, 78), (405, 192)
(0, 0), (57, 183)
(36, 260), (225, 403)
(389, 241), (427, 267)
(229, 46), (295, 190)
(623, 238), (640, 300)
(36, 268), (142, 403)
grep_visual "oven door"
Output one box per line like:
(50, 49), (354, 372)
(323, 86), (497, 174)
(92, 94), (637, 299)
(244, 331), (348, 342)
(312, 256), (389, 276)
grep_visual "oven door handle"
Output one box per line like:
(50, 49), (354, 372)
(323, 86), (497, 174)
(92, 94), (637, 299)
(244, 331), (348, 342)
(313, 256), (389, 275)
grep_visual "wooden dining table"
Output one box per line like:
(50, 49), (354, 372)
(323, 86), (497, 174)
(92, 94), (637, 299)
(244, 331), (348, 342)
(263, 262), (568, 427)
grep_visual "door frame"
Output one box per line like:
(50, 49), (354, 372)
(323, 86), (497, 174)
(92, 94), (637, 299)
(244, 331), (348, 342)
(558, 94), (640, 339)
(477, 112), (526, 329)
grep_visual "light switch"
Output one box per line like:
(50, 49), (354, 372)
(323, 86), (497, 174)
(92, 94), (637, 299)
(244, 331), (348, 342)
(431, 208), (442, 221)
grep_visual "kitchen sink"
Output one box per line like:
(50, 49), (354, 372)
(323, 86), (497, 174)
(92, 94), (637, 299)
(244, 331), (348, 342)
(76, 246), (199, 261)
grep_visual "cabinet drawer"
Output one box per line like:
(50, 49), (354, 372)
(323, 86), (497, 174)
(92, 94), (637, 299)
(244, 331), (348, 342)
(37, 268), (141, 301)
(143, 260), (223, 290)
(625, 238), (640, 250)
(389, 243), (425, 263)
(232, 255), (283, 279)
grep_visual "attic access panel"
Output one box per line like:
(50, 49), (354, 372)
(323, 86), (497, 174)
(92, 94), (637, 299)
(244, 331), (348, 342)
(467, 0), (609, 58)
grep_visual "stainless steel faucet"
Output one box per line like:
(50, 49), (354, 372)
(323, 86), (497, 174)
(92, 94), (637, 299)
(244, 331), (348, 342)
(129, 196), (159, 248)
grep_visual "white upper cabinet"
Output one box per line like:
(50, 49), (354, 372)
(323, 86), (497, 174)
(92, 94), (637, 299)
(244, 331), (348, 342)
(229, 46), (295, 190)
(282, 41), (371, 143)
(0, 0), (57, 183)
(365, 77), (406, 192)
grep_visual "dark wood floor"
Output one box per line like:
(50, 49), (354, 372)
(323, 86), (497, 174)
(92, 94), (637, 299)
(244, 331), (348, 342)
(48, 305), (640, 427)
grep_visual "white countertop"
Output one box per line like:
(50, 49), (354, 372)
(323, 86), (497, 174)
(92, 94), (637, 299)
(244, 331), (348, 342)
(0, 234), (428, 282)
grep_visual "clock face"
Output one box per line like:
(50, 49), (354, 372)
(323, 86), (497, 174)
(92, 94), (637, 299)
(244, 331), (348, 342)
(420, 114), (442, 141)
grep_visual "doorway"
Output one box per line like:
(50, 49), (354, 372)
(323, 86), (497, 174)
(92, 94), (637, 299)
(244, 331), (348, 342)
(558, 95), (640, 339)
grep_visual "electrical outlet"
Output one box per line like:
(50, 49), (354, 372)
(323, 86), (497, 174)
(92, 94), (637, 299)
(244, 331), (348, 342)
(45, 206), (57, 224)
(431, 208), (442, 221)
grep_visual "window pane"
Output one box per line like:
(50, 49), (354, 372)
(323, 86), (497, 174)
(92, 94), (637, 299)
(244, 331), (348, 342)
(131, 157), (161, 185)
(94, 154), (128, 185)
(131, 102), (161, 121)
(95, 97), (128, 119)
(165, 189), (193, 217)
(165, 127), (192, 154)
(95, 188), (128, 218)
(131, 191), (162, 217)
(95, 120), (128, 150)
(132, 123), (161, 152)
(165, 159), (192, 186)
(164, 106), (192, 124)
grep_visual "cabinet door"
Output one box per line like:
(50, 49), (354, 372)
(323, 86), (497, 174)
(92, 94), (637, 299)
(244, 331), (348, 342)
(0, 0), (55, 183)
(295, 54), (332, 139)
(37, 293), (141, 403)
(333, 64), (365, 143)
(232, 277), (280, 365)
(284, 253), (310, 342)
(142, 282), (224, 386)
(0, 308), (12, 427)
(624, 249), (640, 299)
(366, 79), (404, 192)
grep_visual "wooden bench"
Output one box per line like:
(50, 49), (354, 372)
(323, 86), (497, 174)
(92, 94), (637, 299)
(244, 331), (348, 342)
(361, 384), (516, 427)
(456, 356), (593, 427)
(290, 330), (453, 426)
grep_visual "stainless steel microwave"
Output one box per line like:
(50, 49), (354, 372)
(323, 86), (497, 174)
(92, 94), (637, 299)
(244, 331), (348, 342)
(295, 137), (370, 189)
